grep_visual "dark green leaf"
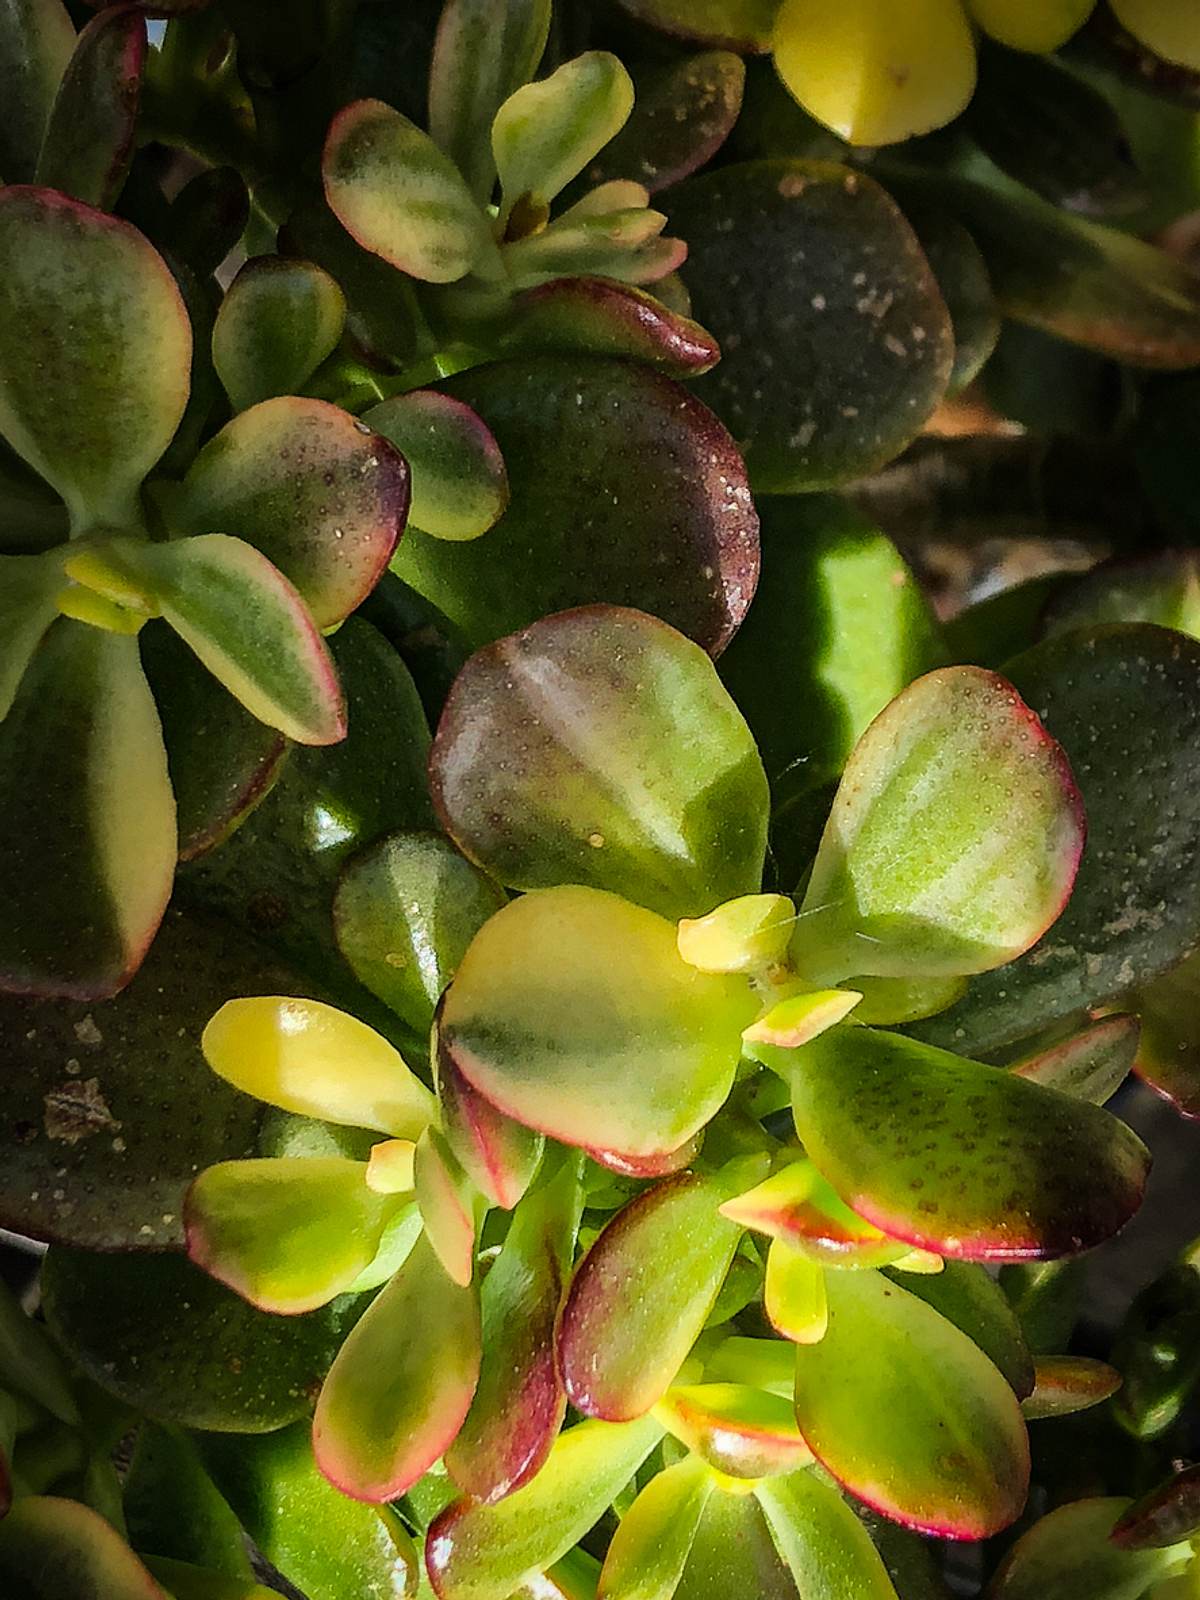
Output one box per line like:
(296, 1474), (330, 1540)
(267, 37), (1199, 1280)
(587, 51), (745, 194)
(123, 1424), (253, 1581)
(989, 1497), (1186, 1599)
(35, 6), (145, 209)
(0, 0), (74, 183)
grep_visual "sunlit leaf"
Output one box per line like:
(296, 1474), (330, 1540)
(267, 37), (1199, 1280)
(990, 1498), (1188, 1599)
(966, 0), (1093, 51)
(598, 1455), (713, 1600)
(1021, 1356), (1122, 1421)
(765, 1239), (828, 1343)
(656, 1383), (813, 1479)
(494, 53), (634, 219)
(212, 258), (346, 413)
(718, 1158), (906, 1270)
(435, 1044), (544, 1211)
(742, 988), (862, 1049)
(415, 1125), (477, 1287)
(364, 390), (507, 542)
(755, 1468), (900, 1598)
(1009, 1014), (1138, 1105)
(35, 5), (144, 209)
(892, 1261), (1034, 1398)
(677, 894), (794, 975)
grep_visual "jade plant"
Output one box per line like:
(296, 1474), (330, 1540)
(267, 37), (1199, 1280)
(6, 1), (1200, 1598)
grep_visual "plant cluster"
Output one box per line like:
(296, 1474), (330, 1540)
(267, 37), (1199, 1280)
(5, 2), (1200, 1599)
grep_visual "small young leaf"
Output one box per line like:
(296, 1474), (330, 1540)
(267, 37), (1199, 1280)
(415, 1125), (477, 1287)
(597, 1455), (714, 1600)
(364, 390), (507, 542)
(765, 1239), (828, 1343)
(655, 1383), (813, 1479)
(742, 988), (862, 1049)
(1009, 1014), (1138, 1105)
(1021, 1356), (1122, 1421)
(0, 1495), (167, 1599)
(677, 894), (794, 976)
(493, 53), (634, 219)
(35, 6), (145, 209)
(990, 1498), (1187, 1600)
(755, 1468), (900, 1599)
(212, 258), (346, 413)
(718, 1159), (906, 1269)
(0, 0), (75, 183)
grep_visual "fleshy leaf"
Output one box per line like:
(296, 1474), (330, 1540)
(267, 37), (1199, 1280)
(0, 550), (61, 720)
(790, 666), (1084, 985)
(431, 607), (769, 919)
(493, 53), (634, 220)
(788, 1026), (1149, 1260)
(323, 98), (497, 284)
(173, 397), (409, 630)
(1009, 1014), (1138, 1105)
(426, 1415), (664, 1600)
(34, 6), (144, 209)
(390, 356), (759, 656)
(792, 1268), (1030, 1539)
(415, 1125), (477, 1287)
(1111, 1467), (1200, 1551)
(966, 0), (1093, 51)
(439, 886), (754, 1157)
(990, 1498), (1187, 1600)
(755, 1469), (900, 1598)
(314, 1233), (481, 1501)
(765, 1239), (829, 1343)
(493, 277), (720, 376)
(132, 535), (345, 746)
(613, 0), (778, 50)
(0, 1496), (166, 1599)
(0, 0), (74, 183)
(742, 989), (863, 1049)
(202, 996), (436, 1138)
(0, 187), (191, 531)
(597, 1455), (713, 1600)
(140, 1562), (279, 1600)
(1132, 950), (1200, 1118)
(185, 1156), (404, 1314)
(666, 164), (954, 492)
(1043, 551), (1200, 639)
(677, 894), (794, 976)
(123, 1424), (254, 1581)
(558, 1169), (749, 1420)
(1021, 1356), (1123, 1421)
(0, 1278), (78, 1425)
(891, 1261), (1034, 1398)
(363, 390), (507, 542)
(0, 618), (175, 1000)
(212, 258), (346, 413)
(588, 51), (745, 194)
(656, 1383), (813, 1479)
(436, 1045), (544, 1211)
(446, 1155), (582, 1502)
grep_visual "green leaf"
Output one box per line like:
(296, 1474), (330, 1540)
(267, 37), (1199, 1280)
(890, 1261), (1034, 1398)
(655, 1384), (813, 1479)
(390, 355), (759, 657)
(587, 51), (745, 195)
(0, 1278), (78, 1425)
(1131, 949), (1200, 1118)
(0, 1495), (167, 1599)
(173, 397), (409, 630)
(793, 1268), (1029, 1539)
(672, 1487), (799, 1600)
(913, 626), (1200, 1056)
(133, 534), (345, 746)
(788, 1026), (1149, 1260)
(436, 1047), (544, 1211)
(665, 162), (954, 491)
(42, 1246), (360, 1431)
(613, 0), (779, 51)
(314, 1233), (481, 1501)
(597, 1455), (714, 1600)
(35, 6), (145, 209)
(1112, 1255), (1200, 1442)
(446, 1155), (582, 1502)
(0, 619), (175, 1000)
(124, 1424), (253, 1581)
(755, 1469), (900, 1599)
(140, 1560), (281, 1600)
(558, 1171), (746, 1420)
(415, 1125), (478, 1287)
(489, 277), (720, 376)
(719, 1159), (906, 1269)
(212, 257), (346, 412)
(428, 0), (551, 201)
(990, 1498), (1187, 1600)
(901, 206), (999, 395)
(1009, 1014), (1138, 1105)
(334, 831), (506, 1038)
(202, 995), (436, 1138)
(1020, 1355), (1122, 1421)
(323, 98), (497, 284)
(0, 187), (190, 532)
(364, 390), (507, 542)
(789, 666), (1084, 985)
(185, 1156), (406, 1314)
(1042, 551), (1200, 639)
(439, 886), (755, 1157)
(493, 52), (634, 219)
(0, 550), (61, 720)
(431, 606), (768, 919)
(426, 1415), (664, 1600)
(764, 1239), (828, 1342)
(0, 0), (75, 183)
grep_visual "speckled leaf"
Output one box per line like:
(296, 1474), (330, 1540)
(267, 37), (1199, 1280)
(439, 886), (755, 1157)
(323, 99), (497, 284)
(427, 1415), (664, 1600)
(614, 0), (778, 51)
(755, 1469), (900, 1598)
(901, 207), (999, 394)
(790, 666), (1084, 985)
(597, 1455), (713, 1600)
(314, 1233), (480, 1502)
(989, 1498), (1187, 1600)
(364, 390), (507, 542)
(913, 626), (1200, 1057)
(719, 1158), (905, 1269)
(390, 355), (759, 656)
(789, 1026), (1149, 1260)
(431, 607), (768, 919)
(0, 0), (74, 183)
(666, 162), (953, 492)
(173, 398), (408, 630)
(492, 277), (720, 376)
(1111, 1466), (1200, 1551)
(1042, 551), (1200, 640)
(334, 831), (505, 1038)
(42, 1246), (360, 1431)
(559, 1171), (747, 1420)
(890, 1261), (1034, 1398)
(0, 619), (175, 1001)
(35, 6), (144, 209)
(1021, 1356), (1122, 1420)
(0, 1496), (166, 1599)
(657, 1384), (813, 1479)
(446, 1155), (582, 1502)
(588, 52), (745, 194)
(792, 1268), (1029, 1539)
(212, 258), (346, 412)
(435, 1048), (544, 1210)
(1009, 1014), (1138, 1105)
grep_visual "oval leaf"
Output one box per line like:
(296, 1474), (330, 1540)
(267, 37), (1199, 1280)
(587, 51), (745, 195)
(1111, 1466), (1200, 1551)
(657, 1384), (813, 1480)
(494, 276), (720, 376)
(990, 1498), (1186, 1600)
(493, 52), (634, 216)
(1009, 1013), (1139, 1105)
(0, 0), (75, 184)
(415, 1124), (477, 1287)
(597, 1455), (714, 1600)
(435, 1044), (544, 1211)
(363, 390), (507, 542)
(0, 1496), (166, 1599)
(755, 1468), (900, 1599)
(1021, 1356), (1123, 1421)
(212, 257), (346, 413)
(34, 6), (145, 209)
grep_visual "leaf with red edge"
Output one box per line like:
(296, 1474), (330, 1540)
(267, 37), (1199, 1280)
(0, 0), (75, 184)
(491, 278), (720, 376)
(173, 397), (408, 630)
(314, 1232), (480, 1502)
(0, 619), (175, 1000)
(446, 1154), (582, 1503)
(35, 5), (145, 209)
(558, 1167), (754, 1421)
(656, 1384), (814, 1479)
(755, 1468), (901, 1599)
(1021, 1355), (1122, 1420)
(438, 886), (756, 1159)
(793, 1268), (1030, 1540)
(1111, 1466), (1200, 1551)
(435, 1042), (543, 1211)
(790, 666), (1085, 986)
(788, 1025), (1149, 1261)
(212, 258), (346, 413)
(990, 1498), (1188, 1599)
(597, 1455), (713, 1600)
(0, 187), (191, 531)
(430, 606), (769, 920)
(0, 1495), (168, 1599)
(391, 355), (759, 656)
(1009, 1014), (1138, 1105)
(585, 1137), (702, 1180)
(587, 51), (745, 194)
(719, 1158), (908, 1269)
(415, 1125), (477, 1287)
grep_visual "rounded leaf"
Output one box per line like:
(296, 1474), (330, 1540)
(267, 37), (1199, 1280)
(213, 257), (346, 413)
(990, 1498), (1187, 1600)
(493, 52), (634, 214)
(363, 390), (507, 542)
(0, 1496), (167, 1599)
(597, 1456), (714, 1600)
(755, 1469), (900, 1598)
(966, 0), (1093, 51)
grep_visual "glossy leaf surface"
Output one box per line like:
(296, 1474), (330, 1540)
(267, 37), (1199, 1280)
(793, 1269), (1029, 1539)
(1021, 1355), (1122, 1420)
(0, 1496), (166, 1599)
(436, 1047), (544, 1211)
(415, 1125), (477, 1287)
(1009, 1014), (1138, 1105)
(990, 1498), (1185, 1600)
(597, 1455), (713, 1600)
(658, 1384), (813, 1479)
(391, 356), (759, 656)
(1111, 1467), (1200, 1551)
(213, 258), (346, 413)
(755, 1468), (900, 1598)
(494, 276), (719, 375)
(892, 1261), (1034, 1398)
(440, 886), (754, 1157)
(364, 390), (507, 542)
(431, 606), (768, 919)
(789, 1026), (1149, 1260)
